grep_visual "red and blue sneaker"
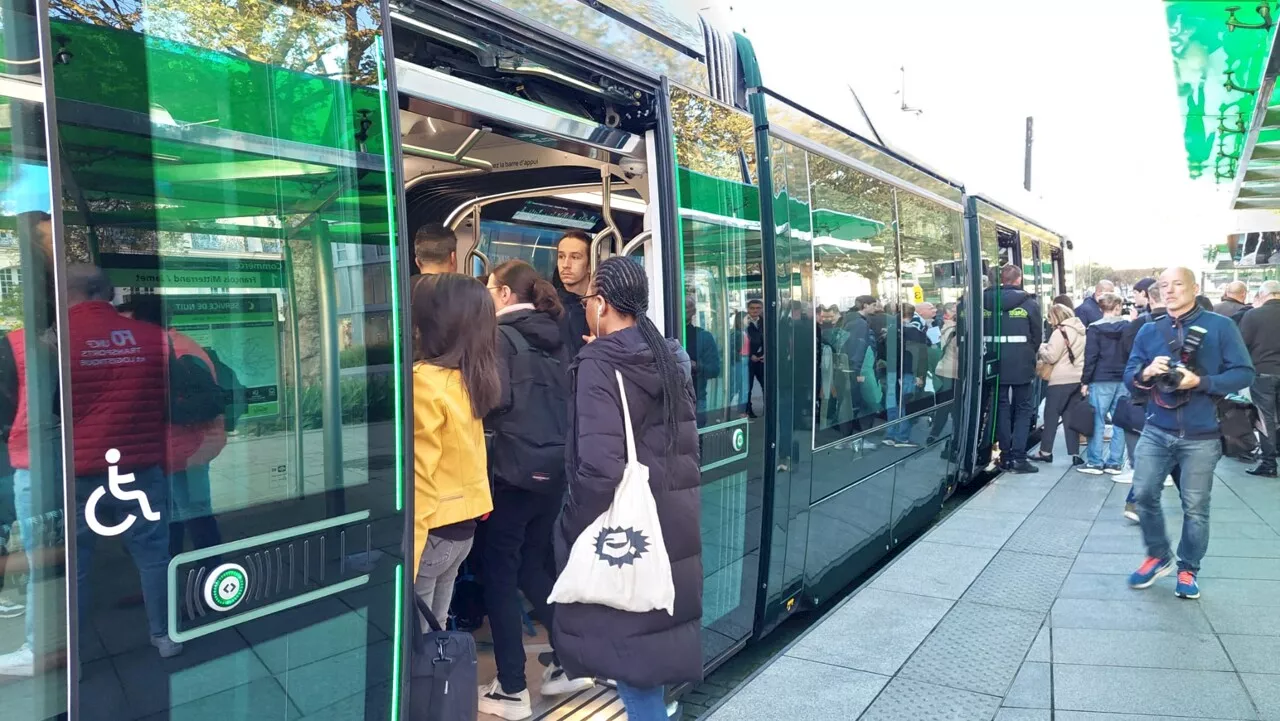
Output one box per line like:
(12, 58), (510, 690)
(1128, 557), (1173, 589)
(1175, 571), (1200, 599)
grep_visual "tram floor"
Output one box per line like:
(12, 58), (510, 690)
(700, 451), (1280, 721)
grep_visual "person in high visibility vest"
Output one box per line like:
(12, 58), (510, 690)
(983, 265), (1043, 474)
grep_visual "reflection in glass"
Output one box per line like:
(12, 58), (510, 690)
(0, 2), (69, 717)
(807, 154), (898, 448)
(47, 1), (404, 719)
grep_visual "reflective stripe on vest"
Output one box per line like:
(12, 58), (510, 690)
(983, 335), (1029, 343)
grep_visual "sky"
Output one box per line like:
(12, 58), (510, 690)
(696, 0), (1239, 269)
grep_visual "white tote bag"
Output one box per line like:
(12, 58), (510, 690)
(548, 370), (676, 615)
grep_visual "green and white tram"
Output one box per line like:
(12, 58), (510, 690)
(2, 1), (1066, 719)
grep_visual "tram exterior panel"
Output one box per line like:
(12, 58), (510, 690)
(3, 0), (1066, 718)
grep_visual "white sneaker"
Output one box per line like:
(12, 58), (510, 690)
(0, 644), (34, 677)
(478, 678), (532, 720)
(1113, 469), (1134, 484)
(0, 596), (25, 619)
(1164, 476), (1175, 487)
(151, 635), (184, 659)
(540, 663), (595, 696)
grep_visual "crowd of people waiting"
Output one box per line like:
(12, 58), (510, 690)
(408, 224), (701, 721)
(1035, 270), (1276, 600)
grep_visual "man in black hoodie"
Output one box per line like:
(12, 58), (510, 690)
(984, 265), (1043, 473)
(554, 231), (593, 358)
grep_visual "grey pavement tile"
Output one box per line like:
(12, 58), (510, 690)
(994, 711), (1050, 721)
(1049, 598), (1212, 633)
(1221, 635), (1280, 674)
(1072, 552), (1145, 575)
(858, 677), (1001, 721)
(1032, 484), (1110, 521)
(924, 508), (1028, 550)
(706, 656), (887, 721)
(1055, 714), (1254, 721)
(1200, 557), (1280, 580)
(1002, 661), (1050, 709)
(785, 588), (952, 676)
(1241, 673), (1280, 721)
(1198, 537), (1280, 560)
(1080, 534), (1151, 554)
(1056, 573), (1188, 605)
(1203, 600), (1280, 637)
(1197, 578), (1280, 606)
(1025, 626), (1050, 663)
(964, 489), (1053, 515)
(897, 601), (1042, 696)
(1052, 664), (1257, 719)
(960, 550), (1073, 613)
(869, 541), (997, 600)
(1003, 516), (1092, 557)
(1051, 627), (1233, 671)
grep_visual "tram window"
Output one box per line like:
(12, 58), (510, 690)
(476, 220), (562, 280)
(807, 155), (899, 447)
(896, 192), (965, 418)
(683, 218), (760, 426)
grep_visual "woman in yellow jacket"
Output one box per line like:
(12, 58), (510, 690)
(411, 273), (500, 627)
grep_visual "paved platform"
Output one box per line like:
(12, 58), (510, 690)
(705, 451), (1280, 721)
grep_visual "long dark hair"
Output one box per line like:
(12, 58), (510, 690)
(490, 259), (563, 319)
(412, 273), (501, 418)
(593, 257), (684, 451)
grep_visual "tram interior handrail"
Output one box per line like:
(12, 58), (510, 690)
(621, 230), (652, 256)
(591, 168), (623, 273)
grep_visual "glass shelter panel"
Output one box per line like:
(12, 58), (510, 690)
(46, 3), (405, 719)
(669, 85), (764, 665)
(0, 3), (69, 717)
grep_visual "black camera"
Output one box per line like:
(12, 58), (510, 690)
(1152, 325), (1207, 395)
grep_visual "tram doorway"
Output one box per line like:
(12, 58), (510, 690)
(392, 60), (657, 720)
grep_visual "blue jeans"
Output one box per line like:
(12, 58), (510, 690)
(886, 373), (916, 442)
(75, 465), (172, 638)
(1086, 382), (1127, 468)
(616, 681), (667, 721)
(1132, 426), (1221, 573)
(13, 468), (63, 650)
(169, 464), (222, 556)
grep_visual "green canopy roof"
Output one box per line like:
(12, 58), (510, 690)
(1166, 1), (1280, 207)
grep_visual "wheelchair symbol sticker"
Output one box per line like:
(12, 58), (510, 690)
(205, 563), (248, 612)
(84, 449), (161, 537)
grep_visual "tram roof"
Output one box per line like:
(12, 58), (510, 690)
(1165, 1), (1280, 209)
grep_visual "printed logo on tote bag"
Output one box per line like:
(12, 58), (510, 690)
(594, 526), (651, 567)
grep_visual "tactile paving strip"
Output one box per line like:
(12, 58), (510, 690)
(1002, 516), (1093, 558)
(858, 677), (1001, 721)
(897, 601), (1043, 696)
(960, 550), (1074, 613)
(1030, 483), (1110, 521)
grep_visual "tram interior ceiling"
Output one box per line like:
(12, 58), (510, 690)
(392, 20), (657, 281)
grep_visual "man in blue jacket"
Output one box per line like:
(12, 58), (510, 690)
(1125, 267), (1255, 600)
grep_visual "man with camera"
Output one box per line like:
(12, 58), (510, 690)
(1125, 268), (1255, 600)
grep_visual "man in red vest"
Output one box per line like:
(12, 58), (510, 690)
(0, 265), (180, 677)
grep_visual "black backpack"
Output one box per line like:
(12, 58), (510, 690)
(205, 348), (249, 432)
(167, 344), (225, 426)
(489, 325), (569, 494)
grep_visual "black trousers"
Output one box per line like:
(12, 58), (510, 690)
(482, 482), (562, 693)
(1253, 374), (1280, 462)
(997, 382), (1035, 462)
(748, 360), (765, 415)
(1040, 384), (1081, 456)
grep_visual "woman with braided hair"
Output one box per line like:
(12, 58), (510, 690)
(552, 257), (702, 720)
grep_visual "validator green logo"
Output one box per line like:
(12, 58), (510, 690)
(204, 563), (248, 612)
(732, 428), (746, 453)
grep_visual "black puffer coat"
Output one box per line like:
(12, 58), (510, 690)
(552, 325), (702, 688)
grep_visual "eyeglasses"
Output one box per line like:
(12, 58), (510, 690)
(579, 294), (600, 308)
